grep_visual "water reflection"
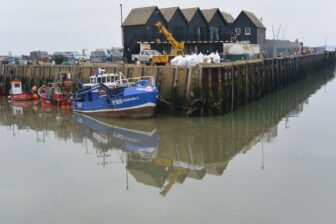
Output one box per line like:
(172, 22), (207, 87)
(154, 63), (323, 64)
(0, 67), (335, 196)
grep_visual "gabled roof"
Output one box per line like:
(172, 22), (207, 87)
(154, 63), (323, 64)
(181, 7), (203, 22)
(201, 9), (219, 23)
(222, 11), (235, 23)
(160, 7), (179, 22)
(240, 10), (266, 29)
(122, 6), (158, 26)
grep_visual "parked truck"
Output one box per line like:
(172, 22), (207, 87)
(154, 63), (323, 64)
(131, 50), (161, 64)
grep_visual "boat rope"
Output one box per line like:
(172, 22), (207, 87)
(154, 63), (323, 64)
(157, 95), (203, 117)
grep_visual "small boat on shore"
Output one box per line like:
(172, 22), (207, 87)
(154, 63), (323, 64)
(38, 82), (72, 107)
(72, 73), (159, 118)
(9, 80), (38, 101)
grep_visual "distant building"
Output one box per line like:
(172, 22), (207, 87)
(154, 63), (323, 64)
(265, 39), (302, 58)
(232, 10), (266, 52)
(29, 51), (48, 63)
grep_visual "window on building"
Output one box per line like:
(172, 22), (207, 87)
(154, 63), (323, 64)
(197, 27), (201, 41)
(245, 27), (251, 35)
(209, 27), (219, 41)
(235, 28), (241, 35)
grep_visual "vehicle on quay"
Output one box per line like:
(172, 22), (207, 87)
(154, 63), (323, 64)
(72, 72), (159, 118)
(90, 48), (112, 63)
(29, 51), (49, 64)
(131, 49), (161, 65)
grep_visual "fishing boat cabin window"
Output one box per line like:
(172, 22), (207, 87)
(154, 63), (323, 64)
(97, 77), (102, 83)
(106, 76), (111, 83)
(235, 28), (241, 35)
(90, 77), (97, 84)
(102, 77), (107, 84)
(14, 83), (21, 88)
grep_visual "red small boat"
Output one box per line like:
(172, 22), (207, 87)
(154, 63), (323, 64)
(38, 82), (72, 107)
(9, 80), (35, 101)
(0, 83), (4, 95)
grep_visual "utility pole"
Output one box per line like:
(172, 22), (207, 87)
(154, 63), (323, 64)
(120, 3), (124, 47)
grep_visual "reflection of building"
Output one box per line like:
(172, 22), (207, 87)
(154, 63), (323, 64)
(0, 69), (334, 196)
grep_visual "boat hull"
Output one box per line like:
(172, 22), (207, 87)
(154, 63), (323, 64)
(74, 104), (156, 118)
(72, 91), (158, 119)
(39, 85), (72, 107)
(41, 95), (72, 107)
(9, 93), (33, 101)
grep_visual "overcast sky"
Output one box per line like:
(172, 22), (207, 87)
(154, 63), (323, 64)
(1, 0), (334, 55)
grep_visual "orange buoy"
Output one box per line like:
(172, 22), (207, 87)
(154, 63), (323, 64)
(31, 86), (38, 93)
(33, 93), (39, 100)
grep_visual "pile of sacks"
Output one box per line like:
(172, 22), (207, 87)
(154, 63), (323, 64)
(170, 52), (221, 67)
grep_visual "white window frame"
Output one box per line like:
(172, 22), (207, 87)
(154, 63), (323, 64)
(235, 28), (241, 36)
(245, 27), (251, 35)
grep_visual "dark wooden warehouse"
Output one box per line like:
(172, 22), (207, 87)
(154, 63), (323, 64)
(181, 8), (208, 42)
(122, 6), (168, 61)
(231, 10), (266, 50)
(201, 8), (230, 41)
(122, 6), (266, 60)
(160, 7), (188, 41)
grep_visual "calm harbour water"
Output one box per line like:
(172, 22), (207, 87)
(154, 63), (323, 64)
(1, 67), (336, 224)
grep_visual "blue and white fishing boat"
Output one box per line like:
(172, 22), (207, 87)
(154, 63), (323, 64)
(72, 72), (159, 118)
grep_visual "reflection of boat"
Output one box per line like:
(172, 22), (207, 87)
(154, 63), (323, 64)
(38, 82), (72, 107)
(72, 113), (159, 157)
(9, 80), (35, 101)
(9, 100), (34, 108)
(72, 74), (159, 118)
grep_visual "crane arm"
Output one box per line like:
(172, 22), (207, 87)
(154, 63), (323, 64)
(155, 21), (184, 51)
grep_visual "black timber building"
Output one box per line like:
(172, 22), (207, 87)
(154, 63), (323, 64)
(122, 6), (266, 61)
(122, 6), (168, 61)
(231, 10), (266, 51)
(160, 7), (188, 41)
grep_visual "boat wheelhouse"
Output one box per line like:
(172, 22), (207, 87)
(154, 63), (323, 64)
(9, 80), (34, 101)
(84, 68), (128, 89)
(38, 82), (72, 107)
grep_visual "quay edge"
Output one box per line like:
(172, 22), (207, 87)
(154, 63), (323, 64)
(0, 52), (335, 116)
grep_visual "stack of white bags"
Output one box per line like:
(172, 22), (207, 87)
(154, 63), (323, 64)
(170, 52), (221, 67)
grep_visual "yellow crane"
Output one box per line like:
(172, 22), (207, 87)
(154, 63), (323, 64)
(151, 21), (185, 65)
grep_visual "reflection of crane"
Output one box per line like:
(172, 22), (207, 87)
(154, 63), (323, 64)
(153, 156), (188, 197)
(152, 21), (185, 65)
